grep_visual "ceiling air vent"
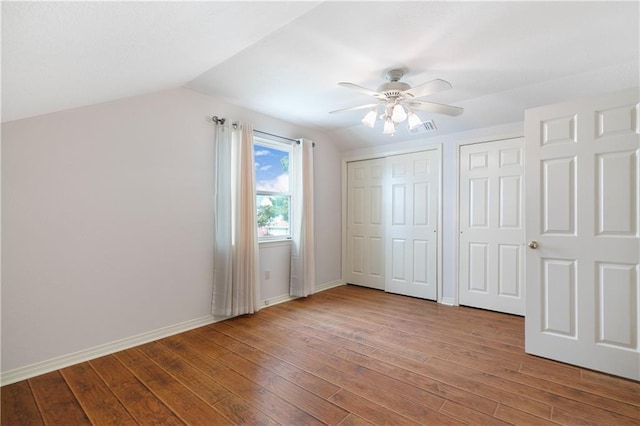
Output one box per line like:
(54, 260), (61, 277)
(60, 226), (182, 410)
(409, 119), (437, 134)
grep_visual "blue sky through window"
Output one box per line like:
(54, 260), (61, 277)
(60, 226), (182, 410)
(254, 144), (289, 193)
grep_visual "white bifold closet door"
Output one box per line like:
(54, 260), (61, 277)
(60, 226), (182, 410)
(346, 149), (440, 301)
(525, 88), (639, 380)
(345, 158), (386, 290)
(385, 150), (439, 300)
(459, 138), (525, 315)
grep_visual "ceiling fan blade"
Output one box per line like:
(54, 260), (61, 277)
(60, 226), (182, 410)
(338, 82), (383, 98)
(402, 78), (452, 99)
(329, 103), (380, 114)
(407, 100), (464, 116)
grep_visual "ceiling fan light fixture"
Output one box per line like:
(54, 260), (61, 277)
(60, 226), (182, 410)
(391, 103), (407, 123)
(333, 68), (461, 135)
(361, 108), (377, 128)
(383, 118), (395, 135)
(407, 110), (423, 130)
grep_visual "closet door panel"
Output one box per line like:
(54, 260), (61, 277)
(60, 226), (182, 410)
(346, 159), (386, 289)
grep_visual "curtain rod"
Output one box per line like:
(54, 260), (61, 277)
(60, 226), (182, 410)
(211, 115), (314, 147)
(252, 129), (299, 143)
(253, 129), (315, 147)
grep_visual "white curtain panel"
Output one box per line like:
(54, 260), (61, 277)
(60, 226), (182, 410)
(212, 122), (260, 316)
(290, 139), (315, 297)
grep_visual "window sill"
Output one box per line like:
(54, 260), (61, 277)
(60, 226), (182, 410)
(258, 239), (292, 248)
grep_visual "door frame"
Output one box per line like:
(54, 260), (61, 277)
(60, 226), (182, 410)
(341, 144), (444, 302)
(453, 132), (523, 307)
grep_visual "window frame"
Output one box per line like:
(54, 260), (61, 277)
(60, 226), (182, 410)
(254, 135), (293, 242)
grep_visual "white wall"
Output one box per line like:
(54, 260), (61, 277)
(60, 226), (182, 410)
(258, 241), (292, 303)
(341, 121), (524, 303)
(1, 87), (342, 374)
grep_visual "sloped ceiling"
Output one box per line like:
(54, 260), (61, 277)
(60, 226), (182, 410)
(3, 1), (639, 150)
(1, 1), (320, 121)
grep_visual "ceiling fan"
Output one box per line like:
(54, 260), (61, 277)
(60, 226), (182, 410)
(330, 68), (463, 134)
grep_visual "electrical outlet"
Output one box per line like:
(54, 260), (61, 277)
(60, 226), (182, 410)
(265, 270), (271, 280)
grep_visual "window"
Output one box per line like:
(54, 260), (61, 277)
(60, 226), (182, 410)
(254, 137), (291, 240)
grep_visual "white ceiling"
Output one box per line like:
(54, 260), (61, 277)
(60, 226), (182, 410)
(3, 1), (639, 151)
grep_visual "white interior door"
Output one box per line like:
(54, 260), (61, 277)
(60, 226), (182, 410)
(459, 138), (525, 315)
(386, 149), (440, 300)
(525, 88), (640, 380)
(345, 159), (385, 289)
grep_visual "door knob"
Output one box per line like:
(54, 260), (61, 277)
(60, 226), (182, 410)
(528, 241), (538, 249)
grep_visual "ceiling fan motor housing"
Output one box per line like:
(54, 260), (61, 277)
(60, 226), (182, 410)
(379, 69), (411, 99)
(377, 82), (411, 99)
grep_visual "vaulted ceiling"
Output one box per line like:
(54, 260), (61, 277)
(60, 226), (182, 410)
(3, 1), (638, 150)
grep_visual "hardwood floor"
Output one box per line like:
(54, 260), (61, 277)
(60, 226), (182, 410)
(3, 285), (639, 425)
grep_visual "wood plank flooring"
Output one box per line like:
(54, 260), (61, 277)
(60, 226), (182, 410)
(3, 285), (639, 425)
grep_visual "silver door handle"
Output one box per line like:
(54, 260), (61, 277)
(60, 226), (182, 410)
(528, 241), (538, 249)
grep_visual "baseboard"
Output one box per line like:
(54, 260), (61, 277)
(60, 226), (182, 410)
(1, 280), (347, 386)
(261, 280), (345, 308)
(0, 315), (217, 386)
(315, 279), (345, 292)
(440, 296), (456, 306)
(261, 293), (296, 308)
